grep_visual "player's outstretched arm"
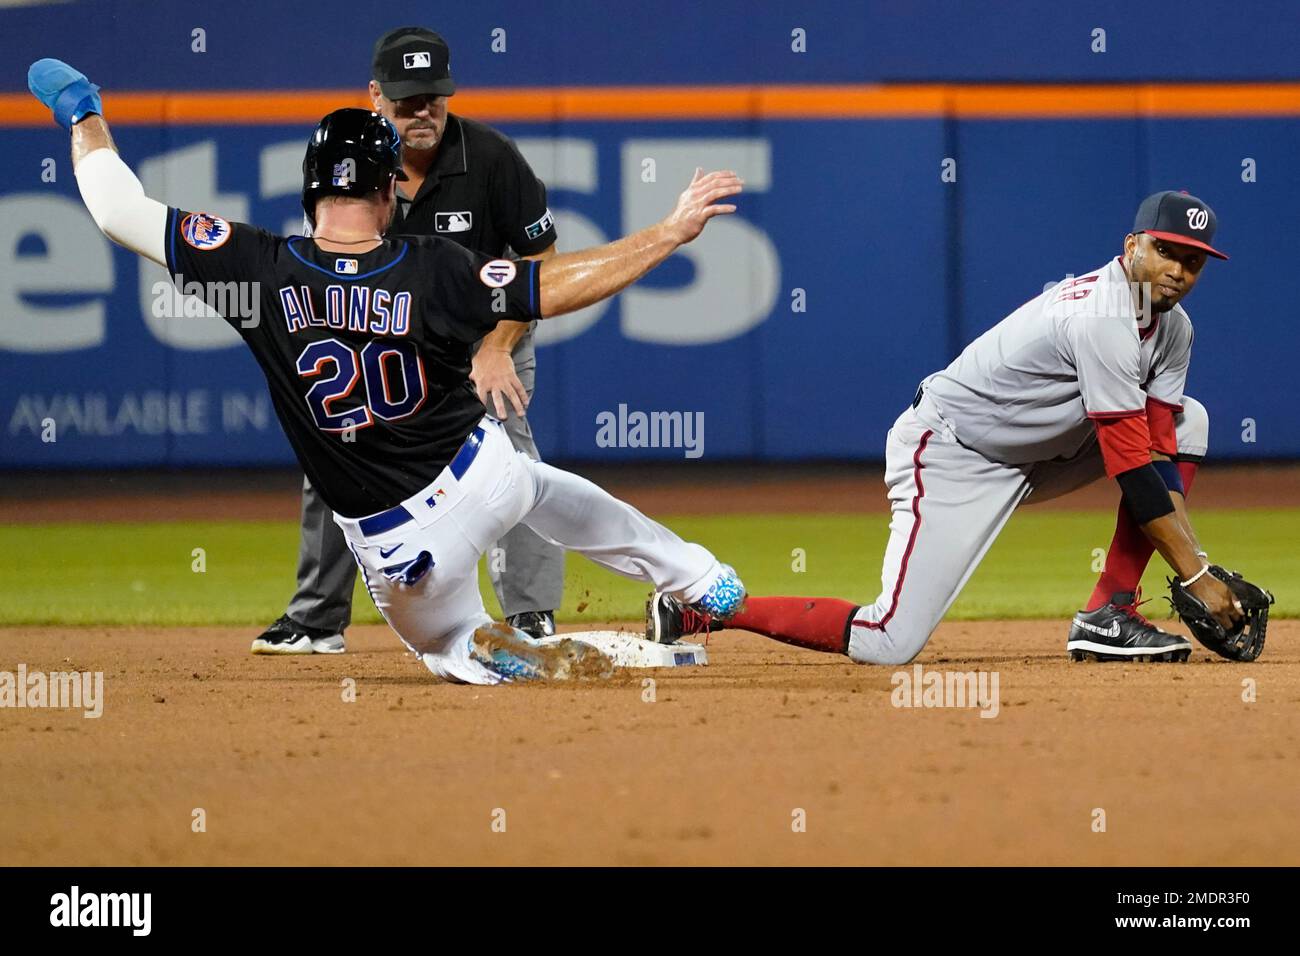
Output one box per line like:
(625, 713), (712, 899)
(1135, 449), (1241, 628)
(537, 168), (742, 318)
(28, 59), (168, 267)
(1135, 493), (1241, 629)
(1151, 451), (1204, 553)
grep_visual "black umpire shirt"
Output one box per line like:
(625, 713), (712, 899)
(391, 113), (557, 258)
(165, 207), (542, 518)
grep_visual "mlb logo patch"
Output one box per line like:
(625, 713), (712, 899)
(478, 259), (517, 288)
(335, 258), (358, 275)
(435, 211), (473, 233)
(332, 158), (356, 187)
(179, 212), (231, 251)
(403, 51), (431, 69)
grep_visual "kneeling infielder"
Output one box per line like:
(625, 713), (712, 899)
(31, 59), (746, 683)
(651, 190), (1272, 663)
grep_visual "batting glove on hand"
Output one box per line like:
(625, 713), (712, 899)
(28, 58), (102, 130)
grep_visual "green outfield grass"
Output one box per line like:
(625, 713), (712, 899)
(2, 509), (1295, 626)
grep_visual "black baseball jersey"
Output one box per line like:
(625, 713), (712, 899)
(393, 114), (557, 257)
(164, 207), (541, 517)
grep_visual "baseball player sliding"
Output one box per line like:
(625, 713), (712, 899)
(255, 26), (569, 656)
(30, 58), (747, 683)
(650, 191), (1272, 664)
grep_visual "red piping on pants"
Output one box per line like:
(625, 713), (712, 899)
(859, 429), (933, 631)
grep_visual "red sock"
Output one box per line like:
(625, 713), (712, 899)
(1085, 459), (1200, 611)
(727, 596), (859, 654)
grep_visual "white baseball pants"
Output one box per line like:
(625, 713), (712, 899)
(334, 416), (723, 684)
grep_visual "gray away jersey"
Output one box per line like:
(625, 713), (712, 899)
(922, 256), (1193, 464)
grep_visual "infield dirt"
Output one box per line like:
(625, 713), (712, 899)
(2, 619), (1297, 866)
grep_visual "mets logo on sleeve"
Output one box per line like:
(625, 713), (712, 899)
(180, 212), (231, 251)
(479, 259), (517, 287)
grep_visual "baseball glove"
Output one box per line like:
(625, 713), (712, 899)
(1168, 565), (1275, 662)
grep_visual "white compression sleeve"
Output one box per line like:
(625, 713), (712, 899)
(75, 147), (169, 267)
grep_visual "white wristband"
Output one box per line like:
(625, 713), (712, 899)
(1195, 550), (1209, 560)
(1180, 564), (1211, 587)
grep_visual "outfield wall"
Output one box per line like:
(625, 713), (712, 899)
(2, 1), (1298, 466)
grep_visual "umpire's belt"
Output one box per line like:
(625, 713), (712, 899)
(357, 426), (485, 537)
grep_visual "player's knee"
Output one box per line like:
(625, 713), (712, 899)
(871, 644), (924, 667)
(1175, 396), (1209, 459)
(846, 621), (930, 666)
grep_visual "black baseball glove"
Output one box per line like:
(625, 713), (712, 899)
(1168, 565), (1275, 662)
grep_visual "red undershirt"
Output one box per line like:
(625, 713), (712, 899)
(1091, 397), (1180, 476)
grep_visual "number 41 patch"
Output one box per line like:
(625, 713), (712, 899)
(479, 259), (517, 287)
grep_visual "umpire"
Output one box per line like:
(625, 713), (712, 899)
(251, 26), (565, 654)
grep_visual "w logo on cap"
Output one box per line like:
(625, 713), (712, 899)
(1133, 190), (1228, 259)
(332, 158), (356, 187)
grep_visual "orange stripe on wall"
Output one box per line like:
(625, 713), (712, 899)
(3, 83), (1300, 125)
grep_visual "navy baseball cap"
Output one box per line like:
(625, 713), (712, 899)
(372, 27), (455, 100)
(1132, 190), (1228, 260)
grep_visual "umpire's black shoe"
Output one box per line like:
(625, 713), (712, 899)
(250, 614), (346, 655)
(506, 610), (556, 642)
(1067, 591), (1191, 662)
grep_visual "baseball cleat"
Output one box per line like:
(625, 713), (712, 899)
(250, 614), (346, 655)
(505, 610), (556, 641)
(469, 622), (614, 682)
(1066, 591), (1191, 662)
(646, 565), (746, 645)
(646, 592), (722, 644)
(697, 564), (746, 618)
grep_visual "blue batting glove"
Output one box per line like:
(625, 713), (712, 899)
(28, 58), (102, 130)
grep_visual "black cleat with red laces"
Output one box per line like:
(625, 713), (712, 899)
(1067, 590), (1192, 662)
(646, 592), (725, 645)
(645, 566), (745, 645)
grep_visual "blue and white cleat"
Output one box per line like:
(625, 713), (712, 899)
(469, 622), (614, 682)
(696, 564), (746, 619)
(647, 564), (746, 645)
